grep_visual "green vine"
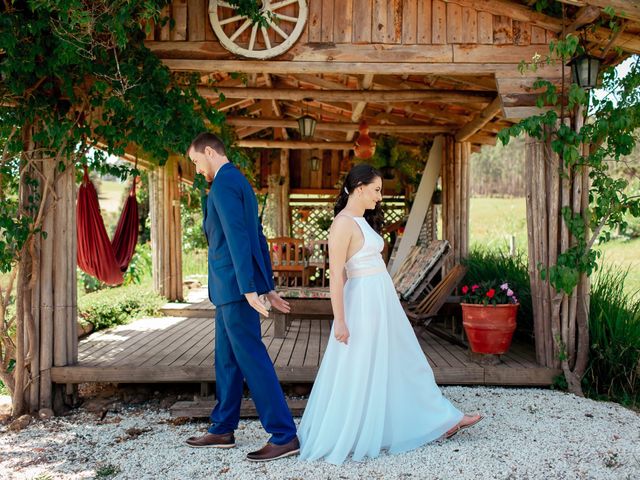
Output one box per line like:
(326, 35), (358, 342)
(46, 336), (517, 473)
(226, 0), (275, 28)
(498, 6), (640, 295)
(0, 0), (258, 402)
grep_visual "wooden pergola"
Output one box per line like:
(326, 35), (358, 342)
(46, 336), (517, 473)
(25, 0), (640, 412)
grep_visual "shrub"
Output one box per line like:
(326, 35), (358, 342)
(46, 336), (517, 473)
(585, 264), (640, 408)
(462, 248), (533, 340)
(78, 285), (165, 331)
(123, 243), (152, 285)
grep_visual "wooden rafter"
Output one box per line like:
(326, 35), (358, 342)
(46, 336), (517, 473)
(347, 73), (374, 142)
(557, 1), (640, 24)
(237, 140), (355, 149)
(566, 6), (601, 34)
(225, 117), (453, 133)
(455, 97), (503, 142)
(163, 60), (565, 76)
(199, 87), (494, 103)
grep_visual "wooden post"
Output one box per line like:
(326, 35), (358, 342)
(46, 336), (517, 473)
(388, 136), (443, 276)
(267, 173), (283, 237)
(526, 119), (591, 377)
(150, 156), (184, 301)
(16, 156), (78, 415)
(440, 136), (470, 272)
(279, 149), (290, 237)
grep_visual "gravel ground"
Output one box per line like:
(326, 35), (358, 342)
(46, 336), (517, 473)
(1, 386), (639, 480)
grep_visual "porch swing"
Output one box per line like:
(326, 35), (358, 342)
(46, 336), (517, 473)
(77, 166), (139, 285)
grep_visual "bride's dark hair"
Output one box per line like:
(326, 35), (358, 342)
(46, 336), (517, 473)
(334, 163), (385, 233)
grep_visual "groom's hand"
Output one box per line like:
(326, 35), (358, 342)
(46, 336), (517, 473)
(265, 291), (291, 314)
(245, 292), (270, 317)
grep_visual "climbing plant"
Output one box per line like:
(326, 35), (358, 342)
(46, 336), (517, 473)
(0, 0), (237, 414)
(498, 2), (640, 394)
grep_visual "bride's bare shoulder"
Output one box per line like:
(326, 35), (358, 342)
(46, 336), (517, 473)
(329, 215), (356, 237)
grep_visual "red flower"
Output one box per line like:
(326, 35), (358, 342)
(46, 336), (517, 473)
(471, 284), (480, 291)
(462, 285), (469, 294)
(486, 289), (495, 299)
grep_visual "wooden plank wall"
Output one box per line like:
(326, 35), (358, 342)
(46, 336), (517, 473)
(260, 150), (344, 190)
(148, 1), (553, 47)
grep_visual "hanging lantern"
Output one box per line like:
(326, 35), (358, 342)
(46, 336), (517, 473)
(569, 53), (602, 90)
(309, 156), (321, 171)
(353, 120), (376, 159)
(298, 97), (317, 139)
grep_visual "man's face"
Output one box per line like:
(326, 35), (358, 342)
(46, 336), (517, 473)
(188, 146), (214, 182)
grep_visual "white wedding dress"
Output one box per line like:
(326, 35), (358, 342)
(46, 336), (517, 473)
(298, 215), (464, 465)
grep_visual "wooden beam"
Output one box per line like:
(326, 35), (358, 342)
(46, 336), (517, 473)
(348, 73), (375, 142)
(237, 140), (355, 149)
(202, 87), (494, 103)
(600, 20), (628, 57)
(455, 97), (503, 141)
(225, 117), (452, 133)
(389, 136), (444, 276)
(587, 24), (640, 53)
(557, 1), (640, 24)
(502, 105), (557, 119)
(566, 6), (601, 35)
(441, 0), (562, 32)
(163, 59), (564, 76)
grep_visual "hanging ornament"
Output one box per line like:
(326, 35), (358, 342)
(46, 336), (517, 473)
(353, 120), (376, 159)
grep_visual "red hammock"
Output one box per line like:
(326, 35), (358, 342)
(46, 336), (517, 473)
(77, 167), (139, 285)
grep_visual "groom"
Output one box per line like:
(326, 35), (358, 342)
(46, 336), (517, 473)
(185, 133), (299, 461)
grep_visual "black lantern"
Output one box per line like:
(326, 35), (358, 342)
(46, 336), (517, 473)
(297, 97), (317, 139)
(569, 53), (602, 89)
(309, 156), (321, 171)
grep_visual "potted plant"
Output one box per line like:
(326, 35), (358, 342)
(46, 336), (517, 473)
(369, 135), (425, 186)
(460, 281), (519, 354)
(370, 135), (400, 179)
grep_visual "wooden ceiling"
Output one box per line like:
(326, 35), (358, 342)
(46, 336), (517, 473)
(147, 0), (640, 151)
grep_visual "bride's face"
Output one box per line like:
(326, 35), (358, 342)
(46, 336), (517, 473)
(356, 176), (383, 210)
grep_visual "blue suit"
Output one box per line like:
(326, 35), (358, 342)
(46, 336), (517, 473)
(203, 162), (296, 445)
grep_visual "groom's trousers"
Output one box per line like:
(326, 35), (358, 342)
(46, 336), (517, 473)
(208, 299), (297, 445)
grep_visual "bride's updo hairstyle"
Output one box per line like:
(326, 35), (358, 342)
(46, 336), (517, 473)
(334, 163), (385, 234)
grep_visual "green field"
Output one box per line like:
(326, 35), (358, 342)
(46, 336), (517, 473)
(469, 197), (640, 295)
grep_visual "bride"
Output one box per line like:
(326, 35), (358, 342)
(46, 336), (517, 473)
(298, 164), (483, 465)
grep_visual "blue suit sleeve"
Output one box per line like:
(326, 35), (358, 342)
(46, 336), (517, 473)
(258, 225), (275, 291)
(212, 179), (256, 295)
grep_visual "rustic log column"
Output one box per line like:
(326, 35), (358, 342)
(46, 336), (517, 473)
(440, 136), (470, 272)
(15, 153), (78, 415)
(525, 121), (590, 381)
(149, 156), (183, 301)
(279, 149), (290, 237)
(267, 174), (283, 236)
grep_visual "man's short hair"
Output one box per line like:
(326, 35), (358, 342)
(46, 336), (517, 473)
(188, 132), (226, 156)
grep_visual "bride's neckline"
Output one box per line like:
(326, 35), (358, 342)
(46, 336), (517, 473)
(339, 212), (364, 219)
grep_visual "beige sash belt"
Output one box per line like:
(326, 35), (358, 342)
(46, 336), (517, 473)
(346, 265), (387, 279)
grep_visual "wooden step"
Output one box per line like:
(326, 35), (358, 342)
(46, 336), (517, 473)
(161, 302), (215, 318)
(170, 397), (307, 418)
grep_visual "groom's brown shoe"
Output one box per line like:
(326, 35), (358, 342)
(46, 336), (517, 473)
(185, 432), (235, 448)
(246, 437), (300, 462)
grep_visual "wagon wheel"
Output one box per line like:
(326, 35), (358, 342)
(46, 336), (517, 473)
(209, 0), (308, 59)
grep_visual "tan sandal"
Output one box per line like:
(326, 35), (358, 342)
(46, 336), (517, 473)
(445, 414), (484, 440)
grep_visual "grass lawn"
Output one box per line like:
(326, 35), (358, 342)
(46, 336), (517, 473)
(469, 197), (640, 295)
(96, 179), (128, 213)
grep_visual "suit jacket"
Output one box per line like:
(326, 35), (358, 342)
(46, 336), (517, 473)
(203, 163), (275, 306)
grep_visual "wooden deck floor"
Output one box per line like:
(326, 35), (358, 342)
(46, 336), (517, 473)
(51, 314), (559, 386)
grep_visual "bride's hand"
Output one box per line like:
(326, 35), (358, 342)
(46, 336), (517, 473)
(334, 320), (350, 345)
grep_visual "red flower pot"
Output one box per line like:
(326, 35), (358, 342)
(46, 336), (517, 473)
(461, 303), (518, 354)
